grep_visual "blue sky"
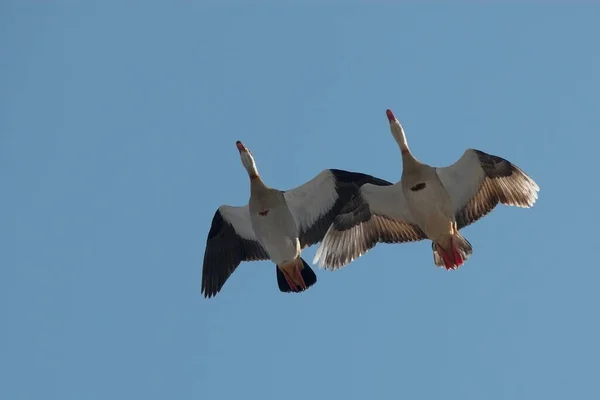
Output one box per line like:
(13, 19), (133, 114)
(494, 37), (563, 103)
(2, 3), (599, 400)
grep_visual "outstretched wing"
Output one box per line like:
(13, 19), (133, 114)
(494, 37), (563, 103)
(436, 149), (539, 230)
(201, 205), (269, 298)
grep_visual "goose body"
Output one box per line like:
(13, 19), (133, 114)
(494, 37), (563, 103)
(248, 188), (299, 267)
(314, 109), (539, 271)
(401, 162), (454, 241)
(201, 141), (392, 298)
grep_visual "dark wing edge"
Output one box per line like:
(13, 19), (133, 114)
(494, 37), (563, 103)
(455, 149), (540, 230)
(296, 169), (394, 249)
(201, 209), (269, 298)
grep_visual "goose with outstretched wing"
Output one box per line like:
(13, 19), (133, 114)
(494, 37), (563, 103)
(201, 141), (392, 298)
(314, 109), (539, 271)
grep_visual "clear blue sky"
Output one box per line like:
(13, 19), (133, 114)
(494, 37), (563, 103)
(2, 3), (599, 400)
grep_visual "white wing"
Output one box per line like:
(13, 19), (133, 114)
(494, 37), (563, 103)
(436, 149), (540, 229)
(201, 205), (269, 298)
(314, 183), (426, 270)
(283, 170), (339, 247)
(218, 205), (257, 240)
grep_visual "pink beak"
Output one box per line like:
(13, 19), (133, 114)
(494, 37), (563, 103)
(386, 109), (396, 122)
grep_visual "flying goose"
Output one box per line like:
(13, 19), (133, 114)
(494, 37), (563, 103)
(314, 109), (540, 271)
(201, 141), (392, 298)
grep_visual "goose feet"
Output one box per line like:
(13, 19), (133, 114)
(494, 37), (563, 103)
(279, 260), (307, 292)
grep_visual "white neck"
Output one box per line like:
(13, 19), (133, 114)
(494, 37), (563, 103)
(240, 151), (260, 179)
(390, 119), (411, 155)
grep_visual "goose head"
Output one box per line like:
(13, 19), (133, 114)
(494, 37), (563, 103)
(236, 141), (259, 179)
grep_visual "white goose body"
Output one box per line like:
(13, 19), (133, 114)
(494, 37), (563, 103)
(248, 189), (300, 267)
(401, 164), (454, 243)
(201, 140), (393, 298)
(314, 109), (539, 271)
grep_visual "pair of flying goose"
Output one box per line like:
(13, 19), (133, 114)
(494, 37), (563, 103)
(202, 109), (539, 298)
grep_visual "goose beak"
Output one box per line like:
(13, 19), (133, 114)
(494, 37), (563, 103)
(236, 141), (246, 152)
(386, 109), (396, 123)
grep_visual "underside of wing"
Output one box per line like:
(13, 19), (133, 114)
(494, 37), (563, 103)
(201, 206), (269, 298)
(437, 149), (540, 230)
(314, 183), (426, 270)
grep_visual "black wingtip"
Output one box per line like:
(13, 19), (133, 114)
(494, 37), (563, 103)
(201, 281), (220, 299)
(276, 258), (317, 293)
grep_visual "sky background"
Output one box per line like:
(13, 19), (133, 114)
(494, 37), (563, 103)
(2, 3), (599, 400)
